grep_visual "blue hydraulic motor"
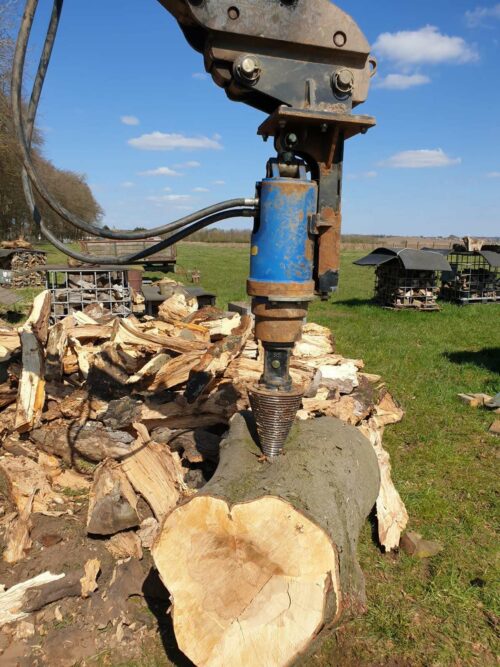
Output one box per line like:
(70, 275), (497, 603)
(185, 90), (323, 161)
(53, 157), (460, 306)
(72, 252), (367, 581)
(248, 161), (319, 457)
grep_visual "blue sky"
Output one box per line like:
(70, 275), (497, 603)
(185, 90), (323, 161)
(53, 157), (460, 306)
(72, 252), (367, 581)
(26, 0), (500, 237)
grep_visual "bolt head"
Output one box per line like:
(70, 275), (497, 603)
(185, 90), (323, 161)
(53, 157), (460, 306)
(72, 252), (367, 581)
(241, 57), (257, 75)
(333, 68), (354, 94)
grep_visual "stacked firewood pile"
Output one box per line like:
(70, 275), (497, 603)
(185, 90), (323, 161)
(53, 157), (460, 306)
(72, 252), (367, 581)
(46, 268), (135, 321)
(441, 258), (499, 303)
(0, 287), (408, 665)
(0, 240), (47, 289)
(375, 265), (440, 310)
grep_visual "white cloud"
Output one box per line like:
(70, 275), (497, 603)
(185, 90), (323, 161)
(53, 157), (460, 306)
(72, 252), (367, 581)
(347, 171), (378, 180)
(193, 187), (210, 192)
(380, 149), (461, 169)
(147, 194), (192, 203)
(486, 171), (500, 178)
(192, 72), (208, 80)
(213, 180), (225, 185)
(466, 4), (500, 27)
(373, 26), (478, 65)
(129, 132), (222, 151)
(175, 161), (201, 169)
(121, 115), (140, 126)
(120, 181), (135, 188)
(376, 73), (431, 90)
(138, 166), (182, 177)
(163, 187), (172, 192)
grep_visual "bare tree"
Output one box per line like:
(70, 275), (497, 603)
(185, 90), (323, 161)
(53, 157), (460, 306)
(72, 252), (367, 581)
(0, 0), (103, 240)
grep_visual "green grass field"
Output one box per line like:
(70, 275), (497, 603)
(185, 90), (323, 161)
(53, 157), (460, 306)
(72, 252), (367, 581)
(22, 242), (500, 665)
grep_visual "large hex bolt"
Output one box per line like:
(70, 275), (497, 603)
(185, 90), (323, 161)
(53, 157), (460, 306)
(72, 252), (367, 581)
(235, 55), (261, 84)
(332, 68), (354, 95)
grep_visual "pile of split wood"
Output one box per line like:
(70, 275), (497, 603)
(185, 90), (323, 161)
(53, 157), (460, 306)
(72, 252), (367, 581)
(0, 240), (47, 289)
(0, 285), (408, 665)
(375, 266), (440, 310)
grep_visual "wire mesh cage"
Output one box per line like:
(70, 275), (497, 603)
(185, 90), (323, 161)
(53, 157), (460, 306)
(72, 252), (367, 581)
(441, 252), (500, 304)
(375, 262), (441, 310)
(45, 267), (132, 322)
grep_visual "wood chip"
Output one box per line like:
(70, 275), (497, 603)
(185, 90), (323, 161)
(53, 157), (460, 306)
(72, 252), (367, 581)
(80, 559), (101, 598)
(105, 531), (143, 560)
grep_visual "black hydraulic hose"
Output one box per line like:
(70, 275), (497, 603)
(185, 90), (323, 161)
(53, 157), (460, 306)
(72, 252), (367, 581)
(38, 210), (253, 265)
(12, 0), (257, 249)
(23, 171), (253, 264)
(25, 0), (62, 148)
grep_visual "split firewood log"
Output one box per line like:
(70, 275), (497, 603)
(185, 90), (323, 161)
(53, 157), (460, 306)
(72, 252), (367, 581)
(112, 317), (205, 355)
(86, 460), (140, 536)
(2, 492), (34, 563)
(146, 351), (205, 393)
(30, 420), (135, 465)
(139, 384), (241, 431)
(185, 315), (252, 400)
(0, 378), (18, 409)
(0, 455), (62, 513)
(24, 290), (51, 346)
(358, 418), (408, 551)
(121, 426), (187, 521)
(152, 415), (380, 667)
(0, 327), (21, 363)
(292, 322), (335, 358)
(158, 291), (198, 323)
(45, 320), (71, 381)
(105, 531), (143, 560)
(0, 572), (66, 626)
(14, 291), (52, 432)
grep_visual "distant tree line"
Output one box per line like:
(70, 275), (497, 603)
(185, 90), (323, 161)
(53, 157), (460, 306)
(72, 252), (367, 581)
(0, 1), (103, 242)
(187, 228), (252, 243)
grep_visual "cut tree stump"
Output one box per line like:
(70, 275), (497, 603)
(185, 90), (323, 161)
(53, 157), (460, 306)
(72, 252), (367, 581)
(152, 414), (380, 667)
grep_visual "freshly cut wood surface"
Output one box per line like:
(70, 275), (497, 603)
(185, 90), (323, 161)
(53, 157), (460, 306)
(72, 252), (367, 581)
(2, 492), (34, 564)
(153, 415), (380, 667)
(0, 327), (21, 362)
(158, 291), (198, 323)
(24, 290), (51, 346)
(0, 572), (65, 626)
(121, 433), (186, 521)
(14, 328), (45, 432)
(155, 496), (337, 667)
(358, 419), (408, 551)
(146, 351), (204, 392)
(0, 455), (61, 513)
(292, 323), (334, 358)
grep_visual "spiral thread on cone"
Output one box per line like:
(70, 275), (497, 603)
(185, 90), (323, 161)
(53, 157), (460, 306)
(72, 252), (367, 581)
(249, 387), (303, 457)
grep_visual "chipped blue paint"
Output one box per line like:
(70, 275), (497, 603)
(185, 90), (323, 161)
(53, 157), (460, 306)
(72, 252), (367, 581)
(250, 176), (317, 288)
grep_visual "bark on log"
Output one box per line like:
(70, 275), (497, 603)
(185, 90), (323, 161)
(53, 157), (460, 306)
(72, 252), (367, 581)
(86, 460), (140, 536)
(30, 420), (135, 465)
(152, 414), (380, 667)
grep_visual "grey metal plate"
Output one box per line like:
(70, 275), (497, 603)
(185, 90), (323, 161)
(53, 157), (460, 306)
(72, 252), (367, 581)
(354, 247), (452, 271)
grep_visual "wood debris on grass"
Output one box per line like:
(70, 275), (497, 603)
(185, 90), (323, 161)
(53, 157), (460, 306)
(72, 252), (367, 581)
(0, 286), (408, 665)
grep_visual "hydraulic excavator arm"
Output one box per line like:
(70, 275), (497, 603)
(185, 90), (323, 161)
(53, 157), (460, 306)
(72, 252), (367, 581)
(13, 0), (376, 455)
